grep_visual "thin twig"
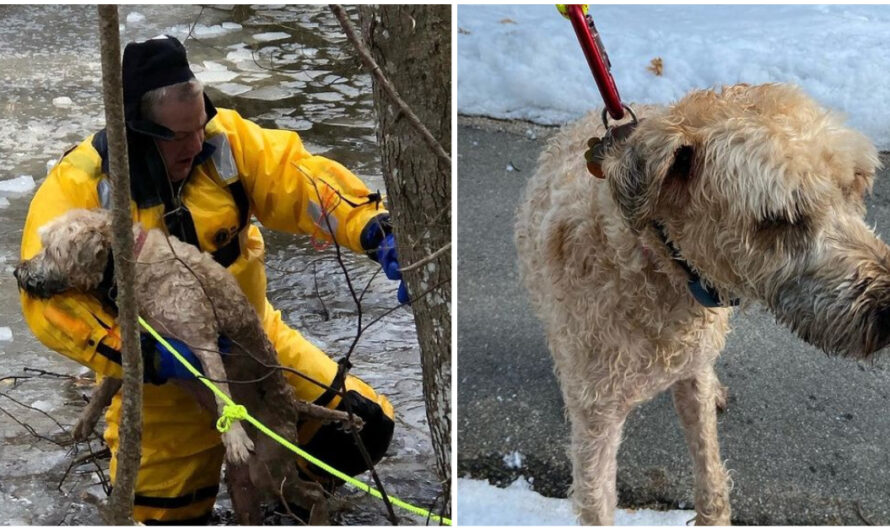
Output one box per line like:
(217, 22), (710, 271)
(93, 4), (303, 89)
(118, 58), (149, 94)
(304, 170), (400, 525)
(398, 242), (451, 273)
(361, 278), (450, 334)
(265, 256), (329, 276)
(313, 261), (331, 321)
(856, 501), (876, 526)
(148, 319), (346, 395)
(0, 391), (72, 437)
(329, 5), (451, 171)
(359, 267), (382, 304)
(23, 367), (77, 379)
(277, 477), (308, 525)
(0, 403), (65, 447)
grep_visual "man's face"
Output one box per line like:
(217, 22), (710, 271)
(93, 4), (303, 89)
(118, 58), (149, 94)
(152, 92), (207, 182)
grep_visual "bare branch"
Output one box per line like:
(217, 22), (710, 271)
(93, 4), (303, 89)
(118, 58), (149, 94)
(329, 5), (451, 172)
(301, 169), (400, 524)
(398, 242), (451, 273)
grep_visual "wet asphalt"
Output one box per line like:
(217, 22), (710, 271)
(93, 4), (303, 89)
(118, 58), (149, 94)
(456, 118), (890, 525)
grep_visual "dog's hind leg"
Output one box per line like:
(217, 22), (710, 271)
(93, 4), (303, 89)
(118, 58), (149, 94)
(295, 400), (363, 431)
(226, 463), (262, 524)
(191, 339), (255, 465)
(568, 402), (629, 525)
(672, 366), (731, 525)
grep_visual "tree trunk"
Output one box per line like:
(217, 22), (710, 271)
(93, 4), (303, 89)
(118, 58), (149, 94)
(97, 6), (143, 525)
(359, 5), (452, 514)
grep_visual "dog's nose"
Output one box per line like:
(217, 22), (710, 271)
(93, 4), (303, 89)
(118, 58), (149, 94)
(13, 262), (24, 286)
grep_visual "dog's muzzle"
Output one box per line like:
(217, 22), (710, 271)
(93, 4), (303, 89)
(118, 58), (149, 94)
(13, 259), (68, 299)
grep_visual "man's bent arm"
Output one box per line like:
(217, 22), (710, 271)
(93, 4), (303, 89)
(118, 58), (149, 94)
(212, 108), (387, 254)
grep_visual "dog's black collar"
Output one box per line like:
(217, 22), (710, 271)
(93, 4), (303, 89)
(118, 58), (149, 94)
(652, 221), (739, 308)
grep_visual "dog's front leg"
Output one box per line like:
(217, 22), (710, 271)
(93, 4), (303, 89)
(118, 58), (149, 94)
(191, 340), (255, 465)
(672, 366), (731, 525)
(568, 403), (629, 525)
(73, 376), (121, 441)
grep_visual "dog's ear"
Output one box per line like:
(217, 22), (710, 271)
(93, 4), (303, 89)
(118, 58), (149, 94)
(605, 127), (694, 232)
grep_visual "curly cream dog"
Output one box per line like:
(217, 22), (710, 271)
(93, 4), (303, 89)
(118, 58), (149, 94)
(14, 208), (361, 524)
(516, 83), (885, 525)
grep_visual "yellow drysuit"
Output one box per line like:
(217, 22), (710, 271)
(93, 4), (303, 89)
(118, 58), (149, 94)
(19, 108), (394, 523)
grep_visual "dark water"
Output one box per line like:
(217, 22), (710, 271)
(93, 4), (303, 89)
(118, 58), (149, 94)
(0, 5), (440, 525)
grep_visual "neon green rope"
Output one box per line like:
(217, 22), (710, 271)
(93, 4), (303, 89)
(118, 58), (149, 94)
(138, 316), (451, 525)
(216, 404), (248, 432)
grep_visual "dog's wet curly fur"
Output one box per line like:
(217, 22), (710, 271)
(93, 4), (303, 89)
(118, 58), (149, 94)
(15, 208), (362, 524)
(516, 83), (885, 524)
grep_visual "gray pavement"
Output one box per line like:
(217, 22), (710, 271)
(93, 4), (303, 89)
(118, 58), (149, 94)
(457, 118), (890, 525)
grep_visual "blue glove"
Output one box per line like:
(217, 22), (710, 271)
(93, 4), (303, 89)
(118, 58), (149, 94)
(142, 335), (231, 384)
(377, 233), (410, 305)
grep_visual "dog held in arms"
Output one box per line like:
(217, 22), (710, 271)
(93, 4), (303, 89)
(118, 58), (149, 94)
(515, 83), (886, 525)
(14, 208), (363, 524)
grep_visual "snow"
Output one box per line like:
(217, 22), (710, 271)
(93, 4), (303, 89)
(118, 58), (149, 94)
(458, 477), (696, 526)
(458, 5), (890, 149)
(194, 69), (239, 84)
(0, 327), (12, 341)
(240, 86), (292, 101)
(51, 96), (72, 108)
(0, 175), (35, 194)
(126, 12), (145, 24)
(214, 82), (252, 97)
(253, 31), (291, 42)
(503, 450), (523, 469)
(29, 400), (54, 413)
(160, 23), (241, 40)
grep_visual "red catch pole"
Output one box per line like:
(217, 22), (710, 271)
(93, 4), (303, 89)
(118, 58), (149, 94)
(564, 4), (625, 121)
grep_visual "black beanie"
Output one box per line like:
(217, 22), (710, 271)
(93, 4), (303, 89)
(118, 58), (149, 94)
(122, 36), (195, 120)
(121, 35), (216, 137)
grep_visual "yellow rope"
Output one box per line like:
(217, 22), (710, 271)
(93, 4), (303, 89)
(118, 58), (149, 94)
(138, 316), (451, 525)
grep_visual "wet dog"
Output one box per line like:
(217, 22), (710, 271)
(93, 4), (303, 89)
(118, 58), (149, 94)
(15, 208), (362, 524)
(516, 83), (884, 524)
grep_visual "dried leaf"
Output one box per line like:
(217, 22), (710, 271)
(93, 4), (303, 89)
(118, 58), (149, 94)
(647, 57), (664, 77)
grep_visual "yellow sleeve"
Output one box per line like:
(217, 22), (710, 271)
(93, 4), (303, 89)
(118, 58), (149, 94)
(19, 140), (124, 378)
(215, 109), (386, 253)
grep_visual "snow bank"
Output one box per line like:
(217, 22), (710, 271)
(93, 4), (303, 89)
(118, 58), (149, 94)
(458, 477), (696, 526)
(457, 5), (890, 149)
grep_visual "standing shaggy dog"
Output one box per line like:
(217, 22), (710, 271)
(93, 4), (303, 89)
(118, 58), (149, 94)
(515, 83), (886, 525)
(14, 208), (360, 524)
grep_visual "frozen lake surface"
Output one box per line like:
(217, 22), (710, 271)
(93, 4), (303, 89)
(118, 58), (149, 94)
(0, 5), (441, 525)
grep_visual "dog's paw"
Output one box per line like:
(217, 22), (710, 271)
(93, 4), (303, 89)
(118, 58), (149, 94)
(72, 419), (91, 442)
(223, 425), (255, 465)
(715, 382), (730, 413)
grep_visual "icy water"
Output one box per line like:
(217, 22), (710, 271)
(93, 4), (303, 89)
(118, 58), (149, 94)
(0, 5), (442, 525)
